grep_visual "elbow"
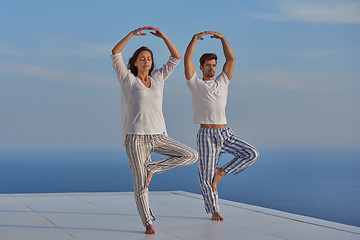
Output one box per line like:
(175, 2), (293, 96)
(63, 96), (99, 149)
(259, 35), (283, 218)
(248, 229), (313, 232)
(173, 53), (181, 60)
(112, 47), (121, 55)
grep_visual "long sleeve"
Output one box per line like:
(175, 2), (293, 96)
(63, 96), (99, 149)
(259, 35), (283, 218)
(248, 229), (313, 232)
(151, 56), (180, 81)
(111, 52), (131, 84)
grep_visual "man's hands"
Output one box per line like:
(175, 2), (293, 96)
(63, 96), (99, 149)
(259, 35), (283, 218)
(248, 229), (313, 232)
(193, 31), (224, 40)
(132, 28), (225, 40)
(188, 30), (234, 81)
(185, 31), (225, 80)
(131, 26), (152, 36)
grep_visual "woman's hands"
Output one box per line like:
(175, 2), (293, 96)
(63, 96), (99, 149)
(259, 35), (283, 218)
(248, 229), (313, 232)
(149, 27), (167, 39)
(111, 27), (156, 55)
(132, 26), (179, 59)
(131, 26), (167, 39)
(112, 26), (180, 59)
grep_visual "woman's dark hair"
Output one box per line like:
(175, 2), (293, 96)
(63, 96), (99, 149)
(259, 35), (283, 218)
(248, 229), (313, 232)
(128, 46), (154, 76)
(200, 53), (217, 66)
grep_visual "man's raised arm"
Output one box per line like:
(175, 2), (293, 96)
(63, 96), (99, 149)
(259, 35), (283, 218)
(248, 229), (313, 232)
(209, 31), (235, 80)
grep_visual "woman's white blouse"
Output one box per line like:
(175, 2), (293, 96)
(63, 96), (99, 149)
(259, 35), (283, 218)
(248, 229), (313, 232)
(111, 53), (179, 146)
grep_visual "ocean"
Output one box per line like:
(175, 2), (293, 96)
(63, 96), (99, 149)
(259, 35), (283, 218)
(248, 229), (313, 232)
(0, 148), (359, 227)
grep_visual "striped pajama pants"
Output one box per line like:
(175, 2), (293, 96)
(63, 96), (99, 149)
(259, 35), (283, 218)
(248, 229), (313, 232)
(125, 134), (198, 227)
(197, 126), (259, 213)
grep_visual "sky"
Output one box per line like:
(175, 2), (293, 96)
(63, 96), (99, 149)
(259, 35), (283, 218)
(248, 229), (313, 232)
(0, 0), (359, 150)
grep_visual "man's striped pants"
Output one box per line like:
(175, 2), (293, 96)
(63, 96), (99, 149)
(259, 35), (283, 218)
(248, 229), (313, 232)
(197, 126), (259, 214)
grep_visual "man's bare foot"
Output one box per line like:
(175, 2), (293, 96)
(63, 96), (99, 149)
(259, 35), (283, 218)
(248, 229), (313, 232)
(211, 212), (224, 221)
(212, 168), (227, 192)
(146, 171), (153, 188)
(145, 224), (156, 234)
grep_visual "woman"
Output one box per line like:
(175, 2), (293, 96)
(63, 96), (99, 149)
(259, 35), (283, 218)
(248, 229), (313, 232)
(111, 26), (198, 235)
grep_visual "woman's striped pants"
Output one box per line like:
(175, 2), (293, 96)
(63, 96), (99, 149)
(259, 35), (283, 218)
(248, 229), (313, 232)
(125, 134), (198, 226)
(197, 126), (259, 214)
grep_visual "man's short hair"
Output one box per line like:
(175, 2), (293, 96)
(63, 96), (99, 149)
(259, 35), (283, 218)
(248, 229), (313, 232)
(200, 53), (217, 66)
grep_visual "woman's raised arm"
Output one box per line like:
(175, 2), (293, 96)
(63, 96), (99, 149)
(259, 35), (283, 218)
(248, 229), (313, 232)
(150, 27), (181, 60)
(112, 26), (154, 55)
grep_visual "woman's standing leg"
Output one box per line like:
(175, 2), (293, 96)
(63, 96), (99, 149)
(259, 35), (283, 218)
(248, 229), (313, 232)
(125, 134), (156, 232)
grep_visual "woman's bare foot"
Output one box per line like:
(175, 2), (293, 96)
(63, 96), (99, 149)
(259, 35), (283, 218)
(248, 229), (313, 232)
(212, 168), (227, 192)
(211, 212), (224, 221)
(146, 171), (153, 188)
(145, 224), (156, 234)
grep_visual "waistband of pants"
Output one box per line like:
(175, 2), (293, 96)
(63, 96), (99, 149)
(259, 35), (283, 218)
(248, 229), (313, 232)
(198, 125), (233, 135)
(125, 133), (165, 138)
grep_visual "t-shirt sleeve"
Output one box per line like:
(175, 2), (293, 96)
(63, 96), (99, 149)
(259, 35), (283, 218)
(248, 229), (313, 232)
(186, 72), (198, 91)
(218, 72), (230, 85)
(151, 56), (180, 81)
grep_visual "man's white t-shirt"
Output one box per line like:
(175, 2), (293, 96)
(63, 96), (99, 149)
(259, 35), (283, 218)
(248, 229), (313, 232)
(186, 72), (229, 124)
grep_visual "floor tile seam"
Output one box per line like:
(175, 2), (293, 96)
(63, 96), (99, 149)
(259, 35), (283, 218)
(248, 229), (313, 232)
(66, 193), (192, 238)
(152, 229), (185, 240)
(70, 192), (239, 238)
(150, 196), (288, 236)
(153, 219), (288, 240)
(169, 191), (360, 235)
(151, 207), (290, 238)
(10, 194), (79, 240)
(65, 192), (141, 224)
(6, 193), (69, 197)
(218, 203), (360, 235)
(0, 194), (12, 198)
(164, 191), (240, 222)
(156, 193), (280, 227)
(240, 227), (290, 240)
(227, 227), (290, 240)
(149, 200), (227, 223)
(8, 194), (115, 216)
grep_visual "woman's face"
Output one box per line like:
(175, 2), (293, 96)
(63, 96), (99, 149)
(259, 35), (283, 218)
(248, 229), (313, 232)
(134, 50), (152, 74)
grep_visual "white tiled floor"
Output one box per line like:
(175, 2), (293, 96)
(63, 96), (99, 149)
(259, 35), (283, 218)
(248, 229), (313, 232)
(0, 191), (359, 240)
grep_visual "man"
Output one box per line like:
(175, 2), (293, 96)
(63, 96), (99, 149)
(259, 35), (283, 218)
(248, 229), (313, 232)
(184, 31), (259, 221)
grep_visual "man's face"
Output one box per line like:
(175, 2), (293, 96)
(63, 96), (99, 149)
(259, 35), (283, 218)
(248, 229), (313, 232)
(200, 59), (217, 79)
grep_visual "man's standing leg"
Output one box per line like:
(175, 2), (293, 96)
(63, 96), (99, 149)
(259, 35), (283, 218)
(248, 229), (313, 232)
(197, 128), (224, 221)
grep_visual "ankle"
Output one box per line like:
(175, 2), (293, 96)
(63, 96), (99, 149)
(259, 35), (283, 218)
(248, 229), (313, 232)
(217, 168), (227, 176)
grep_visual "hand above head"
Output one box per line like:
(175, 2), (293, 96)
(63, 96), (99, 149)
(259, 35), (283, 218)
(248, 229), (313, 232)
(185, 30), (232, 80)
(112, 26), (171, 55)
(208, 31), (224, 40)
(132, 26), (179, 59)
(193, 31), (224, 40)
(112, 26), (154, 55)
(131, 26), (157, 36)
(149, 27), (167, 39)
(193, 31), (212, 40)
